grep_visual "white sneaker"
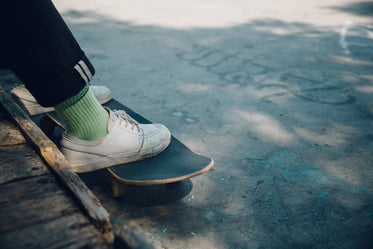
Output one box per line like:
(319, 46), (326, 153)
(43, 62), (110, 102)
(60, 108), (171, 172)
(11, 85), (112, 115)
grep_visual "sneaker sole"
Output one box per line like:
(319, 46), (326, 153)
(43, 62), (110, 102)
(62, 134), (171, 173)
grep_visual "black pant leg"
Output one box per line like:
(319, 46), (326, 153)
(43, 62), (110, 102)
(0, 0), (95, 106)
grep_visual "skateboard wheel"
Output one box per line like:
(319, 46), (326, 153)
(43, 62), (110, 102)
(108, 177), (127, 198)
(40, 115), (56, 134)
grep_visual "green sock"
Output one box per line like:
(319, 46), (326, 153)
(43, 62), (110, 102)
(55, 85), (109, 141)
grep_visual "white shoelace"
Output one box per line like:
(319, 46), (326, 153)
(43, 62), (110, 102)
(114, 110), (140, 132)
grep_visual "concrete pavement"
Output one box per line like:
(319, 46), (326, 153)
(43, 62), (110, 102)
(54, 1), (373, 248)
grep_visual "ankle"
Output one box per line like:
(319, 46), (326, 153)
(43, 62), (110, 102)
(55, 86), (109, 141)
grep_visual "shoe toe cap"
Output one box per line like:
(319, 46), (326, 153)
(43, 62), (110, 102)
(141, 123), (171, 148)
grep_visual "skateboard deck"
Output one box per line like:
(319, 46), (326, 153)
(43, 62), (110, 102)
(31, 99), (214, 197)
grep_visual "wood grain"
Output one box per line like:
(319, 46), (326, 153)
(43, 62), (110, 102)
(0, 145), (48, 185)
(0, 113), (26, 146)
(0, 175), (79, 232)
(0, 213), (108, 249)
(0, 86), (113, 243)
(114, 221), (155, 249)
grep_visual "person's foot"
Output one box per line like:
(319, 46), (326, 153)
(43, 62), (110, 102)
(60, 108), (171, 172)
(11, 85), (112, 115)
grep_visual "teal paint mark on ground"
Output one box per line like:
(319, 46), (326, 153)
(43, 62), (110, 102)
(246, 151), (366, 199)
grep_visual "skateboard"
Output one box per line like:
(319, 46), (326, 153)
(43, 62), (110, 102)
(32, 99), (214, 197)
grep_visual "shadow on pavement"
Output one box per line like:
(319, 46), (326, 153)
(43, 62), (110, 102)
(2, 4), (372, 248)
(54, 8), (373, 249)
(328, 1), (373, 16)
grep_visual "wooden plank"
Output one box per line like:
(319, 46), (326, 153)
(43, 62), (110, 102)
(0, 145), (48, 185)
(0, 212), (109, 249)
(0, 175), (80, 232)
(0, 86), (114, 243)
(0, 174), (62, 201)
(0, 113), (26, 146)
(114, 221), (155, 249)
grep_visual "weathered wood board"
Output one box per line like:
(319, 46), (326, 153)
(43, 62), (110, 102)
(0, 93), (110, 249)
(0, 145), (48, 185)
(0, 112), (25, 146)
